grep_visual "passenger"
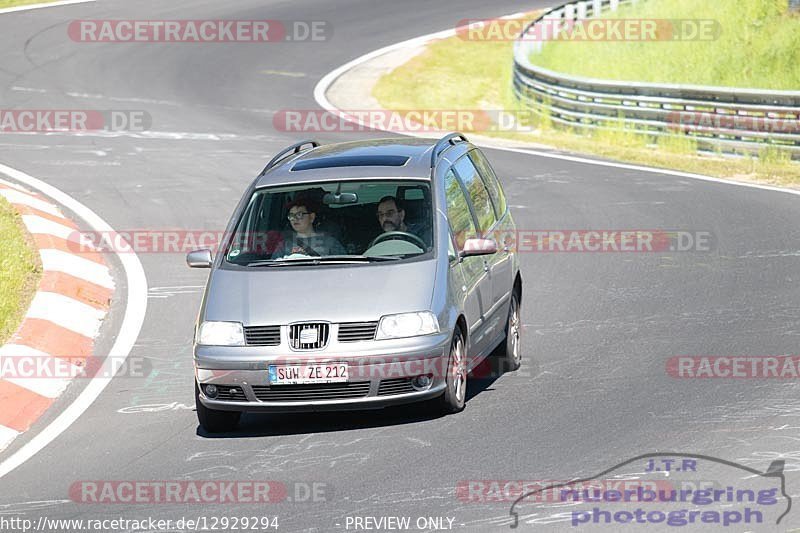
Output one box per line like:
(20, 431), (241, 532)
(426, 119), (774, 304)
(272, 198), (346, 258)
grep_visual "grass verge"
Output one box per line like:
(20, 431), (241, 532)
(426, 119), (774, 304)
(532, 0), (800, 90)
(0, 195), (41, 344)
(0, 0), (57, 8)
(372, 12), (800, 187)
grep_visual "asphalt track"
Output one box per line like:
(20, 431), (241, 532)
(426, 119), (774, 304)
(1, 1), (800, 531)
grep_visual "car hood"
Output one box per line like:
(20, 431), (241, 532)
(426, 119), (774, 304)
(203, 259), (437, 325)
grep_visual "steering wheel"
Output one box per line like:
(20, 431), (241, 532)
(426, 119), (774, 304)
(367, 231), (426, 250)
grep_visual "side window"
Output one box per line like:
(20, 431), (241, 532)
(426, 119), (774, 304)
(469, 149), (507, 217)
(453, 156), (496, 233)
(444, 169), (478, 251)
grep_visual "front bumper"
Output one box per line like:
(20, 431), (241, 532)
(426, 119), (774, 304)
(194, 332), (451, 413)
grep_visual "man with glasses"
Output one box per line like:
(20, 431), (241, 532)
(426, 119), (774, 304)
(376, 196), (431, 248)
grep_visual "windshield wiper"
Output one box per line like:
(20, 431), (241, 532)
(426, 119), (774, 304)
(321, 255), (402, 262)
(243, 255), (402, 267)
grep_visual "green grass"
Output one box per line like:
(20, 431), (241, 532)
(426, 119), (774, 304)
(0, 195), (40, 344)
(0, 0), (56, 8)
(532, 0), (800, 89)
(372, 11), (800, 187)
(374, 16), (531, 116)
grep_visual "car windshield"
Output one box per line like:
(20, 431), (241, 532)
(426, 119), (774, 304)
(225, 179), (434, 266)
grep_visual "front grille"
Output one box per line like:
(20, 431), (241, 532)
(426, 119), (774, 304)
(214, 385), (247, 402)
(244, 325), (281, 346)
(377, 378), (415, 396)
(252, 381), (371, 401)
(289, 322), (329, 350)
(338, 322), (378, 342)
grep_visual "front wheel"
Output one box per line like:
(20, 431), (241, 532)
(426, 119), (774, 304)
(437, 328), (467, 414)
(499, 292), (522, 372)
(195, 382), (241, 433)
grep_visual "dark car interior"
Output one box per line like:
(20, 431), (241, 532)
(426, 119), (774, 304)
(228, 181), (433, 261)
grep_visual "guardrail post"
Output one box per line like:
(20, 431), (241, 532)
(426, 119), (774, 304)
(564, 4), (575, 21)
(610, 0), (619, 11)
(551, 9), (563, 39)
(577, 2), (588, 20)
(591, 0), (602, 17)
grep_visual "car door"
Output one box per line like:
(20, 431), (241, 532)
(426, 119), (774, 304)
(444, 167), (495, 360)
(452, 155), (506, 351)
(469, 149), (514, 315)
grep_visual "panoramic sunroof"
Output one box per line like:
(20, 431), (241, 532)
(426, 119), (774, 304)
(291, 155), (410, 171)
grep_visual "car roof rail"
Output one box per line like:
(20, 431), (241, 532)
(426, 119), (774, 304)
(430, 132), (469, 168)
(260, 140), (321, 175)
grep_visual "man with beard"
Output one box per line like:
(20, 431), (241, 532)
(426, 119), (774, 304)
(375, 195), (431, 249)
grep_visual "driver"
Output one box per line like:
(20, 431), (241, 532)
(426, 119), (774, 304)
(375, 196), (430, 247)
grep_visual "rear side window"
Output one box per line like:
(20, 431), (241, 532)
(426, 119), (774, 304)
(469, 149), (507, 217)
(453, 156), (496, 232)
(444, 169), (477, 250)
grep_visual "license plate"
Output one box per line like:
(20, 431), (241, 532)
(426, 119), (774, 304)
(268, 363), (349, 385)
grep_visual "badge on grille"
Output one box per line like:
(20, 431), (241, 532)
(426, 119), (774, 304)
(299, 327), (319, 344)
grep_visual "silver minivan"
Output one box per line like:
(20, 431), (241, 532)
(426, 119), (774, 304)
(187, 133), (522, 432)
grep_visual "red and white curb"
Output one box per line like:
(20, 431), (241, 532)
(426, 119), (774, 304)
(0, 177), (113, 452)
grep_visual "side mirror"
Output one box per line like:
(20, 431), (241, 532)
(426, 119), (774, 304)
(459, 238), (497, 258)
(186, 249), (213, 268)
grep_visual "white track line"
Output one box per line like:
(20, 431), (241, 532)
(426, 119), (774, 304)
(0, 0), (95, 15)
(313, 16), (800, 199)
(0, 163), (147, 479)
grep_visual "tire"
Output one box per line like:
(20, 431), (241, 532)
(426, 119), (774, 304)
(499, 291), (522, 372)
(195, 382), (241, 433)
(437, 328), (467, 414)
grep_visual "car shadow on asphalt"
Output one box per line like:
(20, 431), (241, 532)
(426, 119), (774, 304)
(196, 355), (510, 438)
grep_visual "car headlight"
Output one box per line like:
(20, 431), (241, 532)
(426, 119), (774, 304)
(376, 311), (440, 340)
(196, 321), (245, 346)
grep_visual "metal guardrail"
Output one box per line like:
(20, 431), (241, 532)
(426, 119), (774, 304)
(512, 0), (800, 158)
